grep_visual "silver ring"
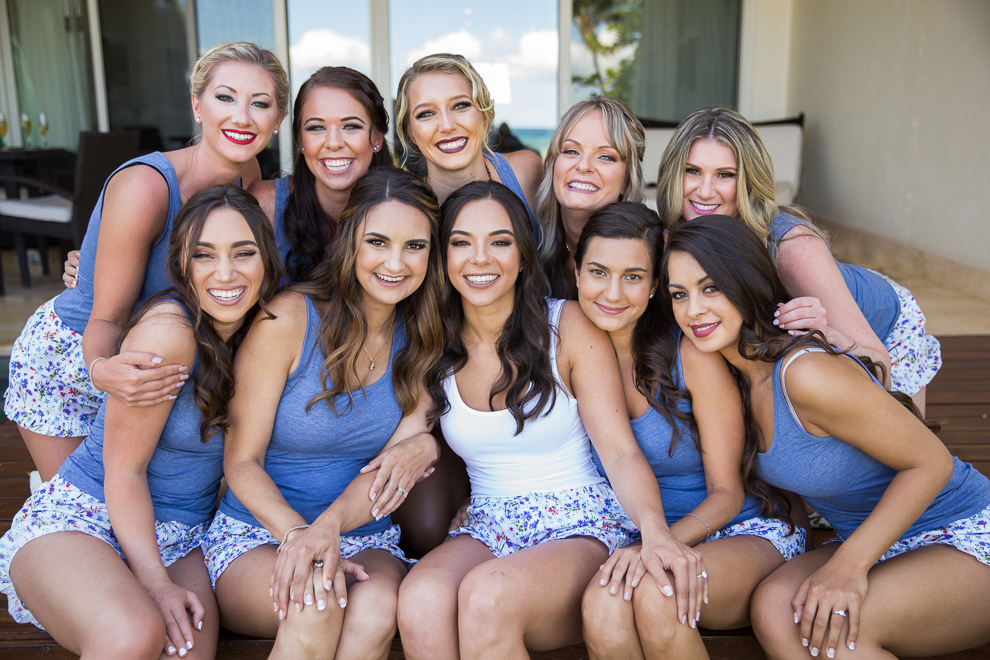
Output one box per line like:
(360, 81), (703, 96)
(312, 560), (324, 568)
(697, 571), (708, 579)
(396, 487), (408, 497)
(833, 609), (846, 617)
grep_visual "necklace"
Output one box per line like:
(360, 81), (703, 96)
(363, 313), (396, 371)
(483, 158), (493, 182)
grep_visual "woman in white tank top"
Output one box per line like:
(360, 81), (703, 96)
(396, 180), (708, 659)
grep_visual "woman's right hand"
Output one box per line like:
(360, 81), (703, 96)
(63, 250), (80, 289)
(447, 497), (471, 532)
(289, 557), (370, 617)
(90, 352), (189, 406)
(639, 531), (708, 629)
(597, 542), (647, 600)
(146, 577), (204, 657)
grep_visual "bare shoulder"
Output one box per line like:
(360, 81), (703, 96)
(775, 225), (831, 265)
(679, 333), (730, 379)
(120, 302), (196, 367)
(503, 149), (544, 199)
(255, 289), (308, 329)
(102, 164), (171, 219)
(557, 300), (610, 355)
(248, 179), (279, 224)
(782, 349), (873, 408)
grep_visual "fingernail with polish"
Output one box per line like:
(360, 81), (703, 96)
(279, 609), (284, 620)
(178, 648), (187, 658)
(370, 492), (377, 501)
(339, 597), (347, 608)
(318, 599), (326, 611)
(827, 649), (835, 658)
(179, 365), (188, 372)
(273, 601), (278, 612)
(305, 594), (314, 605)
(811, 647), (819, 657)
(681, 615), (687, 624)
(186, 641), (193, 650)
(152, 356), (163, 365)
(295, 602), (301, 612)
(795, 612), (800, 624)
(662, 585), (673, 597)
(270, 587), (273, 596)
(848, 642), (855, 651)
(168, 647), (176, 656)
(802, 638), (809, 647)
(197, 621), (203, 631)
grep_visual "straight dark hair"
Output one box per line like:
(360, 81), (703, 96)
(574, 202), (697, 454)
(283, 67), (392, 282)
(426, 181), (556, 434)
(123, 185), (283, 441)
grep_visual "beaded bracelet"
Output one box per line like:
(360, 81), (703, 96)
(88, 356), (108, 391)
(684, 513), (710, 540)
(277, 524), (310, 554)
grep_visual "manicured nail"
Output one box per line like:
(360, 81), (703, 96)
(662, 585), (674, 597)
(289, 588), (294, 600)
(338, 597), (347, 609)
(848, 642), (855, 651)
(788, 330), (795, 335)
(774, 309), (781, 316)
(186, 641), (193, 650)
(802, 638), (809, 647)
(811, 647), (819, 657)
(681, 615), (687, 624)
(273, 601), (278, 612)
(197, 621), (202, 631)
(370, 492), (377, 501)
(795, 612), (800, 624)
(279, 609), (284, 620)
(624, 592), (631, 601)
(168, 395), (177, 401)
(773, 319), (780, 326)
(179, 365), (188, 372)
(305, 594), (314, 605)
(168, 647), (176, 656)
(152, 356), (163, 365)
(295, 602), (301, 612)
(690, 617), (697, 629)
(827, 649), (835, 658)
(600, 577), (607, 586)
(317, 599), (326, 611)
(174, 381), (184, 389)
(270, 587), (273, 596)
(697, 611), (701, 621)
(609, 585), (617, 594)
(179, 374), (189, 381)
(178, 648), (187, 658)
(704, 595), (708, 604)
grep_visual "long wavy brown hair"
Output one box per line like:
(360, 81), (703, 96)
(573, 202), (697, 454)
(296, 167), (445, 416)
(661, 215), (937, 516)
(122, 185), (283, 441)
(425, 181), (556, 434)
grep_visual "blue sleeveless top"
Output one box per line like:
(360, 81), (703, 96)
(767, 213), (899, 342)
(219, 295), (406, 536)
(273, 177), (295, 279)
(58, 302), (224, 526)
(756, 348), (990, 541)
(486, 152), (537, 240)
(53, 152), (183, 335)
(593, 336), (763, 526)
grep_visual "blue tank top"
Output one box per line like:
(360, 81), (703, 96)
(767, 213), (899, 342)
(486, 152), (537, 240)
(53, 152), (183, 335)
(592, 336), (763, 526)
(58, 302), (224, 526)
(219, 295), (405, 536)
(756, 348), (990, 541)
(273, 176), (295, 279)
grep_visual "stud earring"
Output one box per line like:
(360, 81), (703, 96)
(273, 128), (278, 135)
(195, 116), (201, 123)
(649, 293), (654, 299)
(374, 144), (381, 152)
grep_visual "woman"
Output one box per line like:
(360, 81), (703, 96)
(0, 185), (282, 660)
(537, 96), (646, 299)
(574, 203), (804, 659)
(397, 181), (705, 660)
(655, 106), (939, 413)
(5, 41), (289, 481)
(250, 66), (392, 283)
(663, 215), (990, 660)
(394, 53), (543, 211)
(204, 168), (444, 660)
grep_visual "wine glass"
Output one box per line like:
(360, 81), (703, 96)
(38, 112), (49, 148)
(20, 112), (32, 147)
(0, 112), (7, 148)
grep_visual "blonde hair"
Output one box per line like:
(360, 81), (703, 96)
(190, 42), (290, 119)
(655, 106), (807, 245)
(536, 97), (645, 297)
(395, 53), (496, 166)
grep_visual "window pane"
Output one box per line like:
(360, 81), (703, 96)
(196, 0), (275, 53)
(287, 0), (371, 101)
(390, 0), (558, 155)
(571, 0), (739, 123)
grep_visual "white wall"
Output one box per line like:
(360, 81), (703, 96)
(738, 0), (793, 121)
(786, 0), (990, 272)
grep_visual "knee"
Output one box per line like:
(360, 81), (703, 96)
(457, 567), (516, 640)
(582, 581), (635, 655)
(346, 584), (398, 650)
(750, 577), (797, 657)
(397, 568), (457, 647)
(96, 611), (166, 660)
(631, 577), (682, 649)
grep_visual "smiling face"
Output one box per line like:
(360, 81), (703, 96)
(406, 72), (486, 173)
(666, 250), (742, 359)
(553, 110), (628, 217)
(577, 237), (656, 336)
(354, 200), (432, 311)
(681, 138), (739, 221)
(188, 207), (266, 340)
(446, 198), (522, 312)
(298, 86), (381, 195)
(191, 61), (282, 164)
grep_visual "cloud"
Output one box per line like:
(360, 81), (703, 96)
(506, 29), (558, 80)
(569, 27), (636, 77)
(405, 30), (483, 67)
(490, 27), (508, 43)
(290, 29), (371, 73)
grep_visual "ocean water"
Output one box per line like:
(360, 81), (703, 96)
(511, 128), (555, 158)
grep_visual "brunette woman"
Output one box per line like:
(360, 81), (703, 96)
(0, 185), (283, 660)
(204, 168), (444, 660)
(575, 203), (803, 659)
(664, 215), (990, 660)
(397, 181), (705, 660)
(6, 42), (289, 480)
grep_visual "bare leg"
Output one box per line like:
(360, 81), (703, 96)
(397, 535), (496, 660)
(752, 543), (990, 659)
(457, 536), (609, 660)
(333, 549), (406, 660)
(9, 531), (166, 659)
(165, 549), (219, 660)
(18, 425), (83, 482)
(911, 386), (926, 418)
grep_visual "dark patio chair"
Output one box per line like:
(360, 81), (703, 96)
(0, 130), (139, 294)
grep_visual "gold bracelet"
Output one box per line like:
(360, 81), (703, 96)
(277, 524), (310, 554)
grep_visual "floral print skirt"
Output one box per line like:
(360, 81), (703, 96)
(879, 501), (990, 566)
(4, 298), (105, 437)
(878, 273), (942, 396)
(0, 475), (207, 628)
(449, 481), (635, 558)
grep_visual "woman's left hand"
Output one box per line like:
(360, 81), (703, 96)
(270, 524), (342, 619)
(639, 532), (708, 628)
(774, 297), (828, 336)
(794, 560), (869, 657)
(597, 542), (647, 600)
(360, 432), (438, 520)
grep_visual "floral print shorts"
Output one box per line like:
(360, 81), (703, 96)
(877, 273), (942, 396)
(203, 511), (410, 588)
(449, 482), (635, 558)
(878, 502), (990, 566)
(4, 298), (105, 437)
(627, 515), (806, 561)
(0, 475), (208, 628)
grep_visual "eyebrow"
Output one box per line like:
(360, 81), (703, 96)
(215, 84), (272, 99)
(685, 160), (736, 171)
(562, 137), (616, 151)
(365, 231), (429, 244)
(196, 240), (258, 249)
(413, 94), (472, 114)
(586, 261), (647, 273)
(449, 228), (515, 238)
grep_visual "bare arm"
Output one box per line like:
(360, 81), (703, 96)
(504, 149), (545, 215)
(667, 336), (747, 546)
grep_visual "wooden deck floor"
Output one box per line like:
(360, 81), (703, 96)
(1, 336), (989, 659)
